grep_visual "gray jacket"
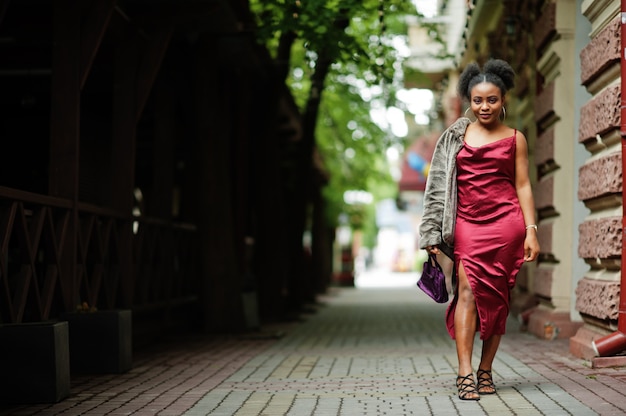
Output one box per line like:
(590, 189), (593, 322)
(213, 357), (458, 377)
(418, 117), (471, 259)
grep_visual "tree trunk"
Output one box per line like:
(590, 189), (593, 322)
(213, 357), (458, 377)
(285, 54), (333, 310)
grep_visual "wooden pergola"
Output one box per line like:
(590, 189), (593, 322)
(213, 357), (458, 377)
(0, 0), (329, 343)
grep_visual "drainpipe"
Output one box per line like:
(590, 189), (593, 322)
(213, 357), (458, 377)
(591, 2), (626, 357)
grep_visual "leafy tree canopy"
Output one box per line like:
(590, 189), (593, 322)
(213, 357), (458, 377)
(250, 0), (422, 233)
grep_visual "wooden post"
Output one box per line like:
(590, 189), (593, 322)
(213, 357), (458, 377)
(110, 25), (172, 306)
(0, 0), (10, 27)
(111, 33), (138, 214)
(254, 87), (297, 322)
(49, 0), (81, 311)
(111, 32), (139, 307)
(193, 35), (245, 331)
(151, 76), (176, 218)
(110, 25), (172, 214)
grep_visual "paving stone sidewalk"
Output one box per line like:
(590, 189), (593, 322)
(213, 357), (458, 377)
(2, 276), (626, 416)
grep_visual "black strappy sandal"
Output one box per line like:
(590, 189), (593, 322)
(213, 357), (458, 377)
(456, 373), (480, 401)
(477, 369), (496, 395)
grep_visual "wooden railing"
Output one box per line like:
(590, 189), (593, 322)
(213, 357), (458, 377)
(0, 186), (199, 324)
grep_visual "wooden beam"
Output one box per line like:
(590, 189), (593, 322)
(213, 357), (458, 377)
(80, 0), (117, 89)
(135, 26), (174, 119)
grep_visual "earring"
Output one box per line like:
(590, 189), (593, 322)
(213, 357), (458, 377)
(500, 107), (507, 122)
(464, 107), (476, 121)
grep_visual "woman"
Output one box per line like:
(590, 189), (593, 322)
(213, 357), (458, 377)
(419, 59), (540, 401)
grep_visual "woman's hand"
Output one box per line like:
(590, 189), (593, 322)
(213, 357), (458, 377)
(523, 233), (540, 262)
(426, 245), (441, 255)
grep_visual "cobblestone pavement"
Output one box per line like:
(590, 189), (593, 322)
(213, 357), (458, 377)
(2, 272), (626, 416)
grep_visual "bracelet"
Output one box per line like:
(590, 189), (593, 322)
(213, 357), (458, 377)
(525, 224), (538, 231)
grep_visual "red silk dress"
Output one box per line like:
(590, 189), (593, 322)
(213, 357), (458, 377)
(446, 132), (525, 340)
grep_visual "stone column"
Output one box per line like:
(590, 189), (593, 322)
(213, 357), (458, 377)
(527, 0), (583, 339)
(570, 6), (623, 360)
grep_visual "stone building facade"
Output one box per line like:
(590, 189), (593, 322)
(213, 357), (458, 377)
(526, 0), (586, 342)
(569, 1), (625, 361)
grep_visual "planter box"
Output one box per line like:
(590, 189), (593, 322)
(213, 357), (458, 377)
(60, 309), (132, 374)
(0, 321), (70, 403)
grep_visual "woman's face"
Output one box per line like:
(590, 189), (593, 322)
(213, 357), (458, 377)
(469, 82), (504, 125)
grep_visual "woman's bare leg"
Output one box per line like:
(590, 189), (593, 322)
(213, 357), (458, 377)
(479, 335), (501, 369)
(477, 335), (501, 394)
(454, 261), (479, 399)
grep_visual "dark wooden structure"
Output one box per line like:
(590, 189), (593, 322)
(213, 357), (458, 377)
(0, 0), (332, 356)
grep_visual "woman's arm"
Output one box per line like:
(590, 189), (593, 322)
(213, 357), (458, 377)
(420, 119), (469, 257)
(419, 132), (449, 254)
(515, 130), (540, 262)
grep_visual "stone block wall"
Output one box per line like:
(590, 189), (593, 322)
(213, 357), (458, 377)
(578, 216), (622, 259)
(536, 129), (555, 166)
(575, 279), (621, 321)
(577, 152), (621, 201)
(535, 2), (556, 53)
(525, 0), (582, 339)
(570, 8), (622, 359)
(533, 3), (560, 309)
(578, 84), (620, 144)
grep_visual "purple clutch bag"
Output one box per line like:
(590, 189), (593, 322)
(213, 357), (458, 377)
(417, 253), (449, 303)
